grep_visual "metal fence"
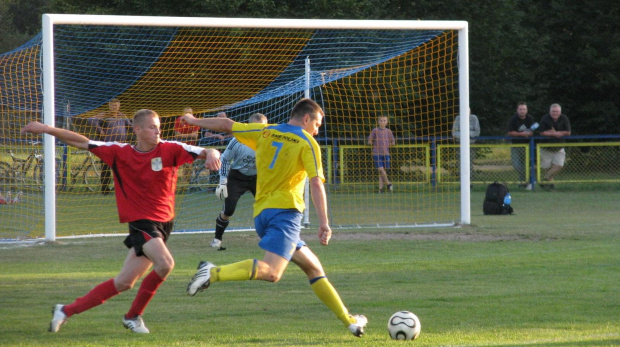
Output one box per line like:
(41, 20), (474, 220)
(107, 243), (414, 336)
(3, 135), (619, 194)
(326, 135), (620, 189)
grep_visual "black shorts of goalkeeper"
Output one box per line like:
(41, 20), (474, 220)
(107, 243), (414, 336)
(124, 220), (173, 256)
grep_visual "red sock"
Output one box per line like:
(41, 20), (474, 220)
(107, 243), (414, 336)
(125, 271), (164, 318)
(63, 279), (119, 316)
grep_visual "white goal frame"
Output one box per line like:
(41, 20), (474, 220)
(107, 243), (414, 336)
(41, 14), (470, 241)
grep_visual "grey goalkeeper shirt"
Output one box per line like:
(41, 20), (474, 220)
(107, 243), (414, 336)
(219, 138), (258, 179)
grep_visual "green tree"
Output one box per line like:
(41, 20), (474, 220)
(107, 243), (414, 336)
(522, 0), (620, 134)
(0, 0), (50, 53)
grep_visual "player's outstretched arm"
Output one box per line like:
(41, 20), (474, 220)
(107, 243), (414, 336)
(181, 113), (234, 134)
(310, 176), (332, 246)
(200, 148), (221, 171)
(21, 121), (89, 150)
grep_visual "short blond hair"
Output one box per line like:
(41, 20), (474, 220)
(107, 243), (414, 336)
(133, 109), (158, 126)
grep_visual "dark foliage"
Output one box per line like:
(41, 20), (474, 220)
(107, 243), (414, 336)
(1, 0), (618, 135)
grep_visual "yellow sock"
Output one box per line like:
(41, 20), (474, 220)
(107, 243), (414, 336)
(211, 259), (257, 282)
(310, 276), (354, 326)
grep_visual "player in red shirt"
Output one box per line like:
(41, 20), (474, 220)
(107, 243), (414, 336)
(174, 107), (201, 145)
(21, 109), (221, 334)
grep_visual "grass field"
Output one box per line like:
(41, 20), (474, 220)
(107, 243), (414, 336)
(1, 190), (619, 346)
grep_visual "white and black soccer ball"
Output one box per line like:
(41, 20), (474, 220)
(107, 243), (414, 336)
(387, 311), (421, 340)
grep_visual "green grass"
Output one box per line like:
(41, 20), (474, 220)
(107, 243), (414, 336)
(1, 190), (619, 346)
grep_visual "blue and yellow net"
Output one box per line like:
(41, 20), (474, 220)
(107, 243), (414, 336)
(0, 23), (459, 239)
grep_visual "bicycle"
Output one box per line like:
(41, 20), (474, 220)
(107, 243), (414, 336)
(63, 150), (101, 192)
(0, 160), (11, 189)
(0, 144), (61, 191)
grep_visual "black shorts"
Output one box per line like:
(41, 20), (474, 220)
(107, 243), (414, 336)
(223, 170), (257, 217)
(124, 219), (173, 257)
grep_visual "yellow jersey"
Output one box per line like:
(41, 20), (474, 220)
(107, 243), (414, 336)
(232, 122), (324, 217)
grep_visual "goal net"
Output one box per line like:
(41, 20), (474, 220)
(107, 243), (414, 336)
(0, 15), (469, 240)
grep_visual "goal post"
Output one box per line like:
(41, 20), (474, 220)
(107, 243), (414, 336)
(31, 15), (470, 241)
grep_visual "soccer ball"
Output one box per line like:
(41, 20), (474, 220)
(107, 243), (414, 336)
(387, 311), (421, 340)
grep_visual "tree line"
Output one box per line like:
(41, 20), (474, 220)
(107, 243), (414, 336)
(1, 0), (618, 135)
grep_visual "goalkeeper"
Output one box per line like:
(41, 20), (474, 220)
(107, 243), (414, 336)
(211, 113), (267, 250)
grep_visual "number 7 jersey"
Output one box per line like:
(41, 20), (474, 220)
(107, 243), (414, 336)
(231, 122), (324, 217)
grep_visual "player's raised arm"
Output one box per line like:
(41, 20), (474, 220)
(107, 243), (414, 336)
(181, 113), (234, 134)
(21, 121), (89, 150)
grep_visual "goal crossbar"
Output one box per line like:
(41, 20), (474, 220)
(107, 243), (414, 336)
(43, 14), (467, 30)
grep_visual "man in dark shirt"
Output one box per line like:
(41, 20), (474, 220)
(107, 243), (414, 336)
(538, 103), (571, 186)
(506, 102), (537, 189)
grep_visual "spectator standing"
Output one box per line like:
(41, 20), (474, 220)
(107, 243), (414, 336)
(507, 102), (537, 190)
(452, 108), (481, 179)
(538, 103), (571, 187)
(90, 99), (132, 195)
(174, 107), (201, 145)
(368, 115), (395, 193)
(173, 107), (203, 185)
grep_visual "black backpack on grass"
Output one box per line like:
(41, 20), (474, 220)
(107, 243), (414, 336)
(483, 181), (513, 215)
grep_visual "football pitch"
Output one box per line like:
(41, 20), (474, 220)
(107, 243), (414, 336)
(0, 189), (619, 346)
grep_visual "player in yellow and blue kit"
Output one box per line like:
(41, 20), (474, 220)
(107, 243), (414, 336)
(182, 99), (368, 337)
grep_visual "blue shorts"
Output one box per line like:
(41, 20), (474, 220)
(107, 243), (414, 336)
(373, 155), (391, 169)
(254, 208), (306, 261)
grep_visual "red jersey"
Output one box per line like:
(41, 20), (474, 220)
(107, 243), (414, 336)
(89, 140), (201, 223)
(174, 117), (201, 145)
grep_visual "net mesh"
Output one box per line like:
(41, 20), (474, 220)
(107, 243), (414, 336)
(0, 21), (460, 239)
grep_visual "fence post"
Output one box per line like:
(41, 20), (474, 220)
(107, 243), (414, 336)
(333, 138), (340, 184)
(529, 137), (536, 188)
(430, 137), (437, 188)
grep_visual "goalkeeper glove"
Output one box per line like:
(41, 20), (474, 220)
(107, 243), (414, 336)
(216, 178), (228, 200)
